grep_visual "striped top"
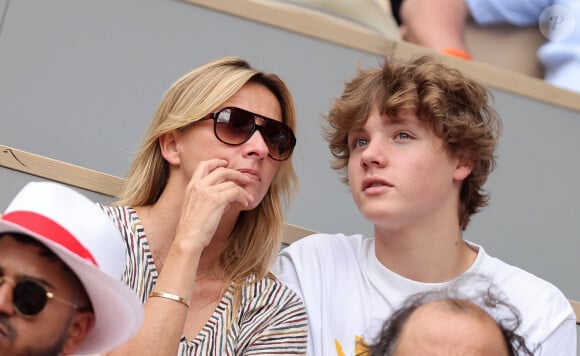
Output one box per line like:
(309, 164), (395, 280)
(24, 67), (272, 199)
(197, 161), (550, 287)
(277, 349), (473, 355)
(100, 205), (308, 355)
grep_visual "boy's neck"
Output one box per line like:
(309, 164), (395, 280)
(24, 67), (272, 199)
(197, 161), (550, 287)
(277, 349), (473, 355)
(373, 226), (478, 283)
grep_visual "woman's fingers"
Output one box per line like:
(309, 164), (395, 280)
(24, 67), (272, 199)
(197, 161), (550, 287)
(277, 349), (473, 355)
(190, 158), (229, 181)
(174, 160), (257, 248)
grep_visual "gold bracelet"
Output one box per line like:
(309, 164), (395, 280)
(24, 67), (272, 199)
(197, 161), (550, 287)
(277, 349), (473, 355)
(149, 291), (190, 308)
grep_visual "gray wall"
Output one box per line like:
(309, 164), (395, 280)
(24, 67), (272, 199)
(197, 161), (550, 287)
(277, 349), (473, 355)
(1, 0), (579, 347)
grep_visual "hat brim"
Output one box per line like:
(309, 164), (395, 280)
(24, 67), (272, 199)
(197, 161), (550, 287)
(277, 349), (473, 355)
(0, 220), (142, 354)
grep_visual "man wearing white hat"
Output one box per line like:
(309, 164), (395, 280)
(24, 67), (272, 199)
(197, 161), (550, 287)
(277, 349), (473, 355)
(0, 181), (143, 355)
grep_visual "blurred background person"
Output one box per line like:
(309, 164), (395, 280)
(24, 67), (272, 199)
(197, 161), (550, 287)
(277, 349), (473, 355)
(397, 0), (580, 93)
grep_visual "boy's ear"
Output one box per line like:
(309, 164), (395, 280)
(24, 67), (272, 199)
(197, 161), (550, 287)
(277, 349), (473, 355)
(453, 159), (473, 181)
(159, 131), (181, 165)
(61, 311), (94, 355)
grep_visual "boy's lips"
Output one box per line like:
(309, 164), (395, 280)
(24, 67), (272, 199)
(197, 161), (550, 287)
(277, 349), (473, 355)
(361, 177), (393, 191)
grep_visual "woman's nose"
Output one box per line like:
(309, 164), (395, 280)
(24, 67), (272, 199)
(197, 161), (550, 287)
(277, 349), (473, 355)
(243, 130), (269, 159)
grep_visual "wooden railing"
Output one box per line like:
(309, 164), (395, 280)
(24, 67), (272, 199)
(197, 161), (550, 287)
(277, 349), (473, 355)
(0, 144), (315, 244)
(181, 0), (580, 113)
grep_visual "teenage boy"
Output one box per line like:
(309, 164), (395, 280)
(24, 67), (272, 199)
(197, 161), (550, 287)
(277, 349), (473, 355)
(274, 55), (576, 355)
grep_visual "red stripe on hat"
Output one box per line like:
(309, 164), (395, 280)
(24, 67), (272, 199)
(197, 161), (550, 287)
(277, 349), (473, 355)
(1, 211), (98, 266)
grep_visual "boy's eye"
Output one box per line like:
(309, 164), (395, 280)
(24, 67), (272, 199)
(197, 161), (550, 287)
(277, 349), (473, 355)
(352, 137), (369, 148)
(395, 132), (412, 140)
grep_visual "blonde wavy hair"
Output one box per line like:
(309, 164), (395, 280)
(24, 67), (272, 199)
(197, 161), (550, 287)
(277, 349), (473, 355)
(324, 55), (501, 230)
(116, 57), (298, 302)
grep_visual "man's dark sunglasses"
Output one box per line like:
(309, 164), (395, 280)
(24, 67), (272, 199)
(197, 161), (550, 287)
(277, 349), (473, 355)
(200, 107), (296, 161)
(0, 276), (79, 318)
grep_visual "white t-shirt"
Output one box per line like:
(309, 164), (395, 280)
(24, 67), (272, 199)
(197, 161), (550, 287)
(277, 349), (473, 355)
(274, 233), (576, 356)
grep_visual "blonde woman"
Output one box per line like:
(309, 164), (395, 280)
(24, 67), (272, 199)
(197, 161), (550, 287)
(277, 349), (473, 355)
(101, 57), (307, 355)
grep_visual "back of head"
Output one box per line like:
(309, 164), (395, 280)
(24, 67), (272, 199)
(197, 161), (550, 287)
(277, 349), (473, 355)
(324, 55), (502, 229)
(367, 276), (535, 356)
(395, 299), (510, 355)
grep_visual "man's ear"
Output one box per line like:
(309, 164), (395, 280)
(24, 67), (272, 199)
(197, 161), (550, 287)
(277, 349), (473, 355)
(159, 131), (181, 166)
(453, 158), (473, 182)
(61, 311), (94, 355)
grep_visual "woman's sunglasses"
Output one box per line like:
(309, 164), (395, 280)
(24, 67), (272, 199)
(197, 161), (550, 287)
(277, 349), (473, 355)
(200, 107), (296, 161)
(0, 276), (79, 318)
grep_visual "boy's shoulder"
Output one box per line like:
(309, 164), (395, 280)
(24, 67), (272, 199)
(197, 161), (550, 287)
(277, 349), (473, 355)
(474, 246), (574, 326)
(277, 233), (371, 277)
(282, 232), (367, 257)
(477, 247), (564, 296)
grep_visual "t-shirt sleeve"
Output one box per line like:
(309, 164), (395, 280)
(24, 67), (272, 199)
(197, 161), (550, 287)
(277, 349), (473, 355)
(466, 0), (549, 26)
(535, 316), (577, 355)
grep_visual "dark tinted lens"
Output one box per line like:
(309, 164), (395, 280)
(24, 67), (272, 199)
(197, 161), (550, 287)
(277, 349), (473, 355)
(261, 120), (296, 161)
(215, 108), (254, 144)
(211, 107), (295, 161)
(13, 280), (48, 316)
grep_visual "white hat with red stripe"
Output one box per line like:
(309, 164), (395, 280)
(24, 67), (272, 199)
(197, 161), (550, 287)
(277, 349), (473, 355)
(0, 181), (143, 354)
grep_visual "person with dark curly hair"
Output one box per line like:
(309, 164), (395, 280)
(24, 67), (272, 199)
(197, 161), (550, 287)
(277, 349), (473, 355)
(367, 276), (536, 356)
(398, 0), (580, 93)
(274, 55), (576, 355)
